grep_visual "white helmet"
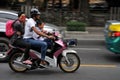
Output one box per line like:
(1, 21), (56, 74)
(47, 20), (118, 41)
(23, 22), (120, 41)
(30, 8), (40, 16)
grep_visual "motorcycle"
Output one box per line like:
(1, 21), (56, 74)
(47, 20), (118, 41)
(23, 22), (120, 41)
(7, 32), (80, 73)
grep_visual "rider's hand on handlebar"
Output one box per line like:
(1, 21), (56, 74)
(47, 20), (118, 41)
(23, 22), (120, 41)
(48, 36), (55, 40)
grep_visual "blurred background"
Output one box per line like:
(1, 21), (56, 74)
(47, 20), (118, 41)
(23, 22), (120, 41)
(0, 0), (120, 27)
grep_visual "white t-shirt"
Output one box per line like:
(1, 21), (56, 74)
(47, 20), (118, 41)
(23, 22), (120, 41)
(23, 18), (36, 39)
(33, 27), (45, 41)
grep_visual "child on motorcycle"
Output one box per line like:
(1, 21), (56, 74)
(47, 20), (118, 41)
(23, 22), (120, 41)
(33, 19), (53, 47)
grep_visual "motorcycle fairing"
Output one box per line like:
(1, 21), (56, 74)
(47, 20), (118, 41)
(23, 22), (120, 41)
(29, 49), (58, 67)
(55, 39), (64, 47)
(62, 49), (77, 57)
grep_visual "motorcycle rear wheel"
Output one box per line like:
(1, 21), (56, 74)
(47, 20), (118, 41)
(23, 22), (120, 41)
(59, 53), (80, 73)
(9, 52), (27, 72)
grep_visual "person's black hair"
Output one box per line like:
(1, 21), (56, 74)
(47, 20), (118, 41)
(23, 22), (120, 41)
(18, 12), (25, 17)
(36, 19), (42, 25)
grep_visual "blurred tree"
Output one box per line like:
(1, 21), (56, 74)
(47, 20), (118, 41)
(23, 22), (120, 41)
(79, 0), (89, 23)
(106, 0), (120, 7)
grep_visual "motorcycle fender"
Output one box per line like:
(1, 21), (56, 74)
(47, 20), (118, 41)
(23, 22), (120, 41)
(62, 49), (77, 57)
(7, 48), (23, 57)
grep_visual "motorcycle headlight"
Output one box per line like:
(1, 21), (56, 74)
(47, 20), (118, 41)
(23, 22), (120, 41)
(65, 39), (77, 47)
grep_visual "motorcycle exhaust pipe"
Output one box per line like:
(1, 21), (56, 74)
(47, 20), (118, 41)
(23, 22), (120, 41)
(14, 61), (31, 69)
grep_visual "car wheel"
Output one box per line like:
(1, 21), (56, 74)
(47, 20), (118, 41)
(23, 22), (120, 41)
(0, 37), (10, 62)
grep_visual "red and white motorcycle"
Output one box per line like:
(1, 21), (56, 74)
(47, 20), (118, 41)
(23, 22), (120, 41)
(8, 32), (80, 73)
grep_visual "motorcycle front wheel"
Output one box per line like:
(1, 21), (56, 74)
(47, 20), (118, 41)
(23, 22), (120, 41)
(59, 53), (80, 73)
(9, 52), (27, 72)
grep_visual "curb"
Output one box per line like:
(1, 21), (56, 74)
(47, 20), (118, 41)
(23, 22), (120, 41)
(60, 26), (105, 41)
(65, 31), (89, 34)
(64, 31), (104, 40)
(64, 37), (105, 41)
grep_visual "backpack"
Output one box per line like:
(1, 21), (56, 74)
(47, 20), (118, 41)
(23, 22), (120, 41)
(5, 20), (15, 37)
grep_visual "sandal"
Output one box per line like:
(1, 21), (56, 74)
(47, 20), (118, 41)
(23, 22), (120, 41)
(23, 60), (32, 65)
(40, 60), (47, 67)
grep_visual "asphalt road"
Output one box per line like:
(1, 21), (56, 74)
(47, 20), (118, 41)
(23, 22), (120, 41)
(0, 40), (120, 80)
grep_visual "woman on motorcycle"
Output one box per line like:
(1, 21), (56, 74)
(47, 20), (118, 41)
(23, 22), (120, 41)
(10, 12), (32, 64)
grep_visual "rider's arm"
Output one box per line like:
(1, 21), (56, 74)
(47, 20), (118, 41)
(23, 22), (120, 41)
(32, 26), (51, 38)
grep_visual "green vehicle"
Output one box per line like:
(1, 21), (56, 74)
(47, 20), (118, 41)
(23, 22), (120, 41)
(104, 20), (120, 54)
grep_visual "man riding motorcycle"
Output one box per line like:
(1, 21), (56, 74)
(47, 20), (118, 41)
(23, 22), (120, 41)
(23, 8), (54, 66)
